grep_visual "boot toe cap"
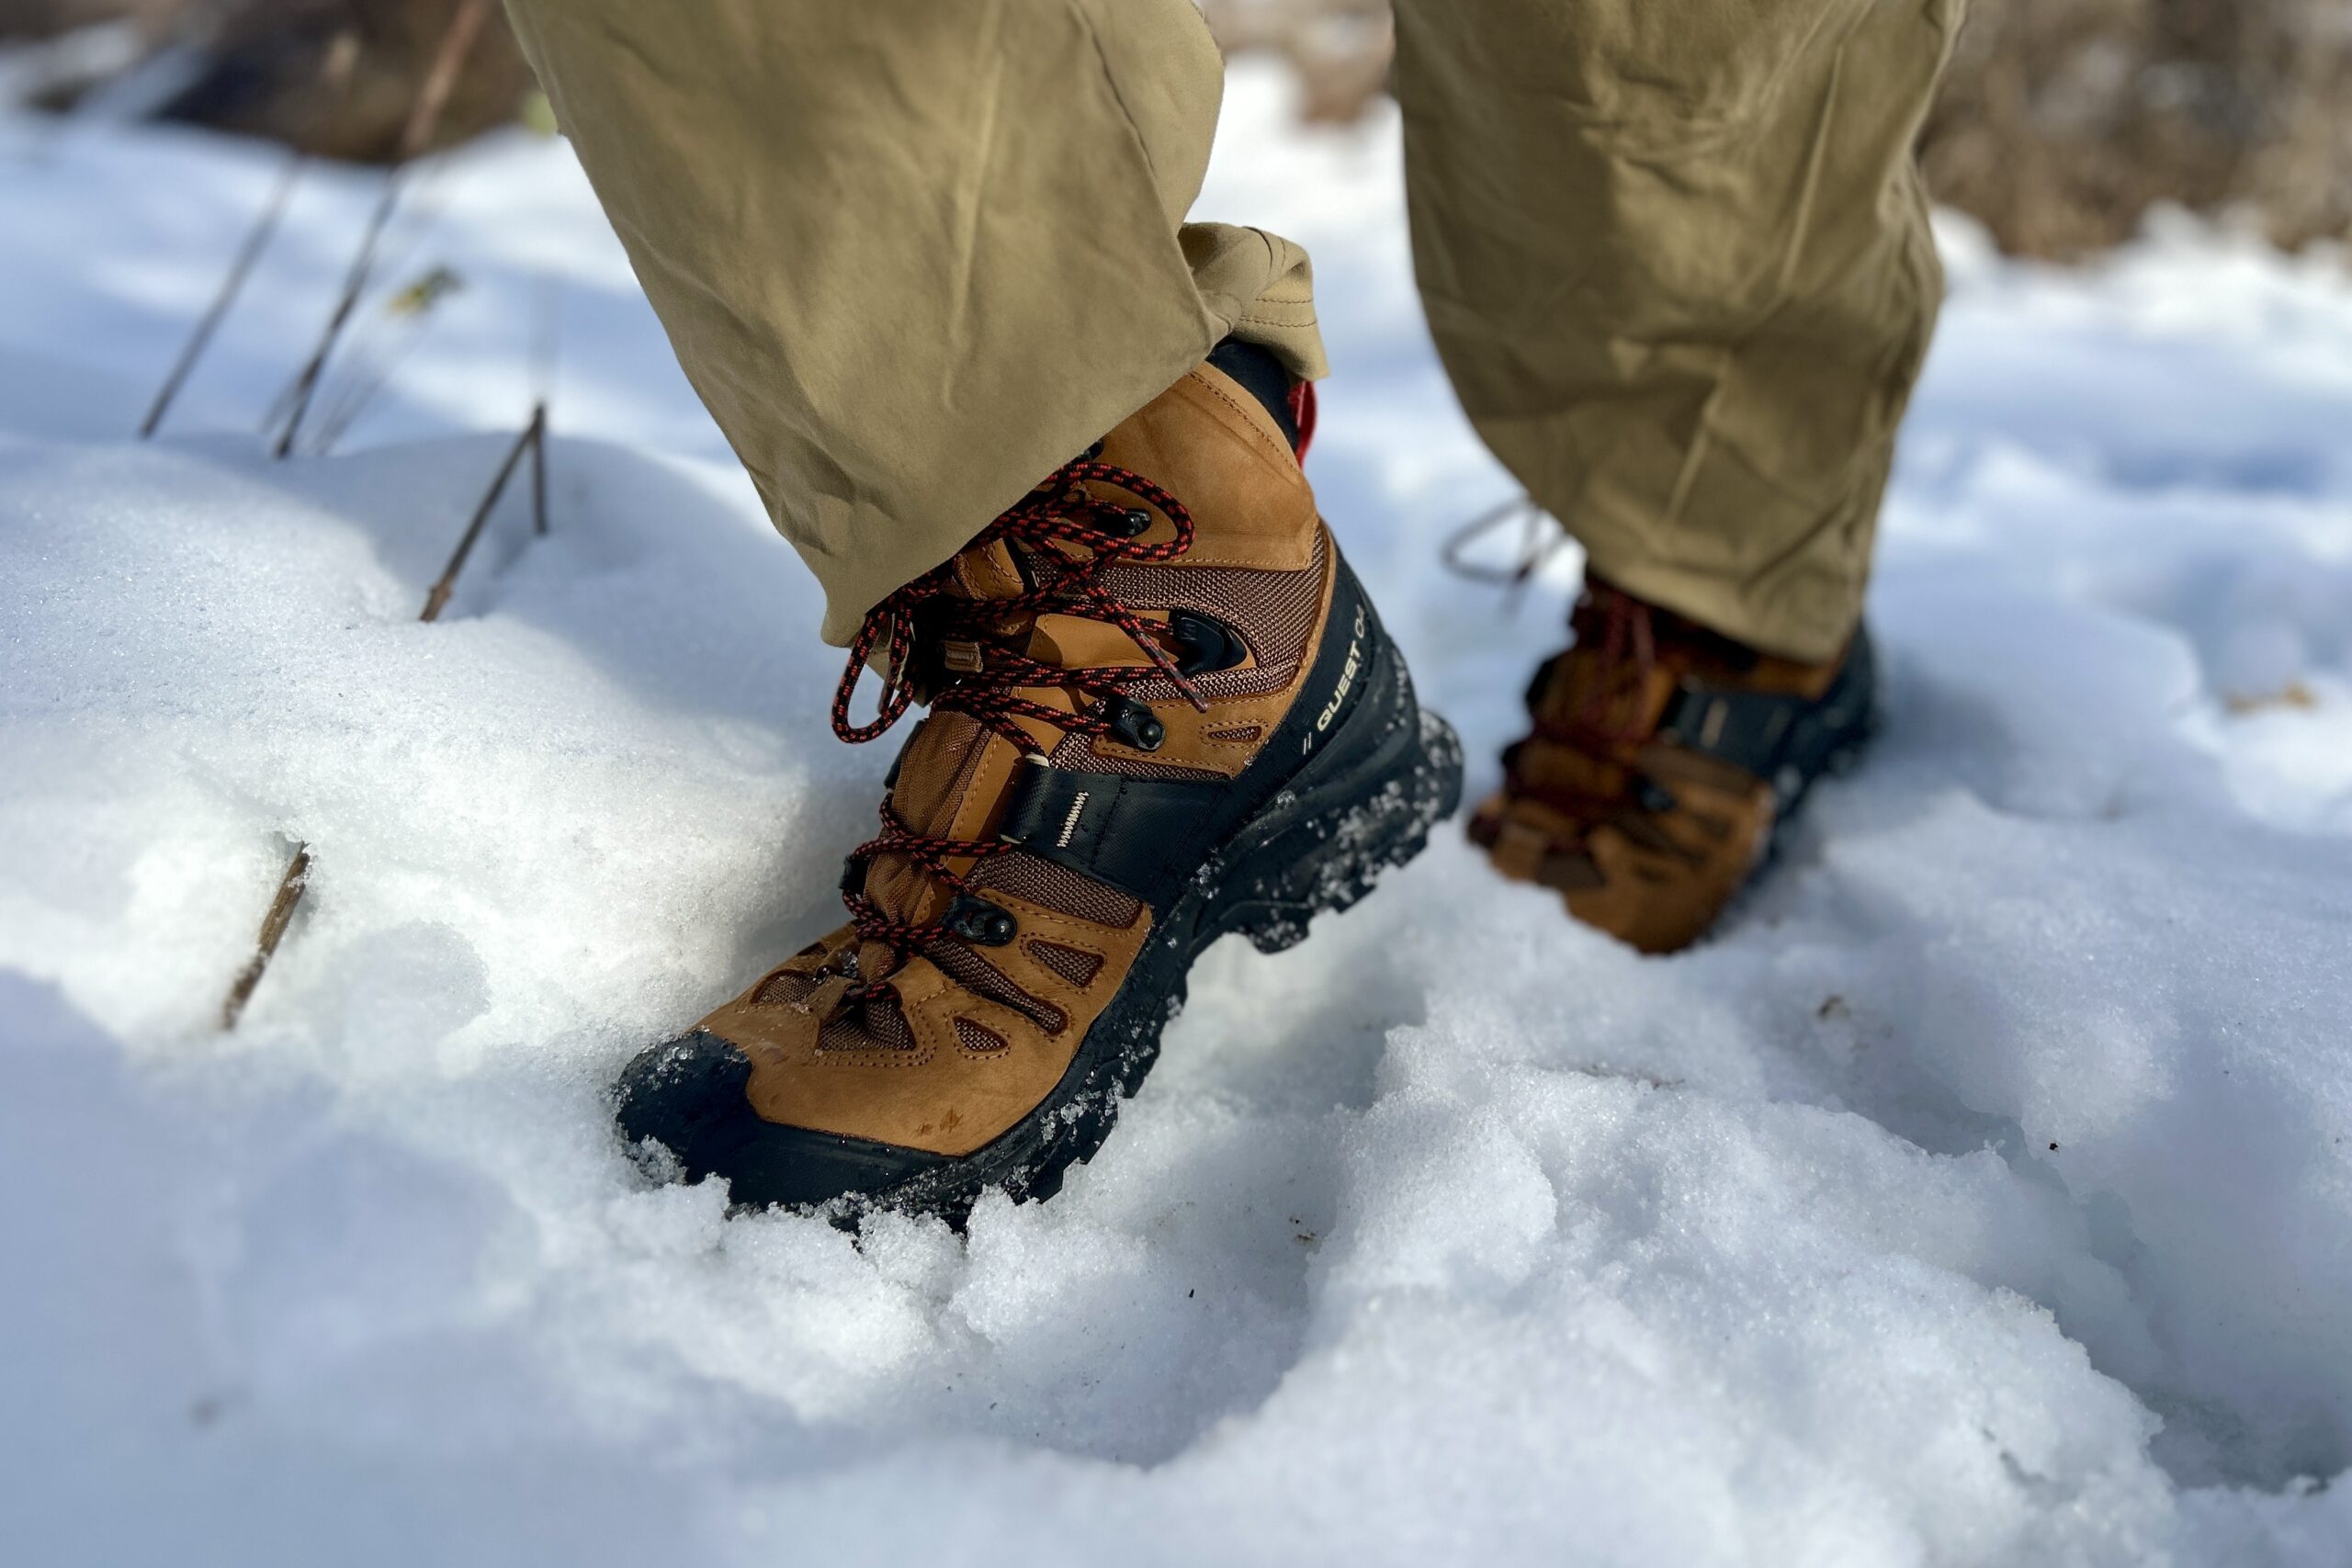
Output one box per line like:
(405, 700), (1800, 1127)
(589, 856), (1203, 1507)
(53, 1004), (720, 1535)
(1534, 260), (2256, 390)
(614, 1031), (947, 1212)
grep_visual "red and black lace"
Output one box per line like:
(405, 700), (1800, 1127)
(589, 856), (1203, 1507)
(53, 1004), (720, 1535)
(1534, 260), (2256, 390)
(825, 457), (1207, 987)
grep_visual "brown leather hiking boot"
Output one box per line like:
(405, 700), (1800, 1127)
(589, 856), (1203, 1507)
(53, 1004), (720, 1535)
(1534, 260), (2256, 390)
(616, 344), (1462, 1219)
(1469, 581), (1877, 954)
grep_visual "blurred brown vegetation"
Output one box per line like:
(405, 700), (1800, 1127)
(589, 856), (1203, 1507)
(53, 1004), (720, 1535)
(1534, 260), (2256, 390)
(1199, 0), (2352, 258)
(0, 0), (527, 161)
(5, 0), (2347, 257)
(1921, 0), (2352, 255)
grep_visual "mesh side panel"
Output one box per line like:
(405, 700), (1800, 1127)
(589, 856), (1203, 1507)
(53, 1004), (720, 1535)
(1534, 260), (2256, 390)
(819, 995), (916, 1053)
(1076, 533), (1326, 778)
(969, 851), (1142, 927)
(955, 1018), (1010, 1054)
(758, 958), (916, 1052)
(925, 940), (1067, 1036)
(1025, 940), (1105, 989)
(1095, 531), (1324, 708)
(755, 969), (819, 1006)
(763, 944), (1057, 1043)
(1046, 730), (1225, 781)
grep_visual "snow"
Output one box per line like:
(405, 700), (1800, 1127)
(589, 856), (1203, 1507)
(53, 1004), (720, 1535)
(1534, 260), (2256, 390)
(4, 63), (2351, 1567)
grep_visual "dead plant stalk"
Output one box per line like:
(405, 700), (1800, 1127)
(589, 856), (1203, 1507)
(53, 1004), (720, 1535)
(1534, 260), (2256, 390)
(420, 403), (548, 623)
(220, 844), (312, 1031)
(272, 0), (492, 458)
(139, 32), (359, 441)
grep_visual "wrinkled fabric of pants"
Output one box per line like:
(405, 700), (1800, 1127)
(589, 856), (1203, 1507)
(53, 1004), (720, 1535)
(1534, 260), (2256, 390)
(503, 0), (1963, 661)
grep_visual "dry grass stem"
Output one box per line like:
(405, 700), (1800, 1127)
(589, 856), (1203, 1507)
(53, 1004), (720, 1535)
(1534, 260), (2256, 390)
(138, 30), (358, 440)
(270, 0), (492, 458)
(220, 843), (311, 1032)
(419, 402), (547, 623)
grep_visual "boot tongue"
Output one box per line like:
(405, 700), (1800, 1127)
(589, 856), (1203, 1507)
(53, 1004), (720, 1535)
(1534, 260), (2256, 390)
(949, 537), (1026, 604)
(853, 705), (978, 972)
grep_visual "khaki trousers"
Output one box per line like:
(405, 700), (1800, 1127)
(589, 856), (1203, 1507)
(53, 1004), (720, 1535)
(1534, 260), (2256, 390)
(503, 0), (1963, 661)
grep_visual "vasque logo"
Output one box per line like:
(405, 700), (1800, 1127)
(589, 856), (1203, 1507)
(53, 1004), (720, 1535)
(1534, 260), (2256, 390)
(1314, 608), (1369, 738)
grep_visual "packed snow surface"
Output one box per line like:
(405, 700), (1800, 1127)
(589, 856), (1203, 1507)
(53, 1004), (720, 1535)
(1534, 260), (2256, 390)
(5, 65), (2352, 1567)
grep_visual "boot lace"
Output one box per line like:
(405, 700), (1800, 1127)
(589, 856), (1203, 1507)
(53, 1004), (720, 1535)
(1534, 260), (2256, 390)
(825, 457), (1209, 989)
(1440, 493), (1572, 604)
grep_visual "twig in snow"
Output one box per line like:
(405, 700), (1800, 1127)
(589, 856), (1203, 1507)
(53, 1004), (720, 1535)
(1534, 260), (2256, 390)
(530, 400), (550, 537)
(139, 33), (359, 440)
(272, 0), (492, 458)
(420, 404), (548, 623)
(268, 182), (407, 457)
(220, 844), (312, 1032)
(528, 274), (562, 536)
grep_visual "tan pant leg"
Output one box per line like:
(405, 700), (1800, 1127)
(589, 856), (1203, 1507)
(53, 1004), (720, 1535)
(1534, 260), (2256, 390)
(1392, 0), (1965, 661)
(501, 0), (1327, 646)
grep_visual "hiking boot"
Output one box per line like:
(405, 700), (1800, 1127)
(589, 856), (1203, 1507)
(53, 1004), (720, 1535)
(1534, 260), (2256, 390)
(1469, 581), (1876, 954)
(616, 343), (1463, 1220)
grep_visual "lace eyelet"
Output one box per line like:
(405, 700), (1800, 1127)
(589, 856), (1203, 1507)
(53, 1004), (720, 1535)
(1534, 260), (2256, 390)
(1170, 611), (1247, 675)
(1104, 696), (1165, 752)
(944, 895), (1018, 948)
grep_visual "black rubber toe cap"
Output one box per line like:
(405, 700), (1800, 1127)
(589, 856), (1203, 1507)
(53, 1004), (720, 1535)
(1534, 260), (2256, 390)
(614, 1031), (948, 1212)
